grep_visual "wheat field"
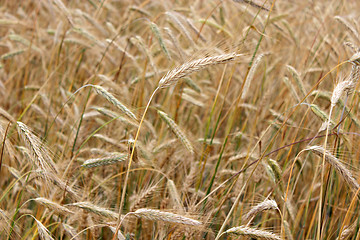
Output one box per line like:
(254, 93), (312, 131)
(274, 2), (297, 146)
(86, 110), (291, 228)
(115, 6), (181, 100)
(1, 0), (360, 239)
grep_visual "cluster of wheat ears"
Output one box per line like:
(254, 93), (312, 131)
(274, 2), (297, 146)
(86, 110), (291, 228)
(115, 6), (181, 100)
(1, 0), (360, 239)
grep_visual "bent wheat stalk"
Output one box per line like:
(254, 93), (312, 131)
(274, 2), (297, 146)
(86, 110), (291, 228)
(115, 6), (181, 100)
(112, 52), (242, 240)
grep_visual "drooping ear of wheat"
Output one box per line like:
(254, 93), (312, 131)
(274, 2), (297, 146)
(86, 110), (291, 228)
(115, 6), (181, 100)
(150, 22), (171, 60)
(33, 217), (55, 240)
(241, 53), (265, 100)
(307, 145), (360, 193)
(286, 65), (307, 100)
(16, 122), (58, 174)
(34, 197), (74, 215)
(92, 85), (137, 121)
(243, 199), (278, 223)
(158, 110), (194, 154)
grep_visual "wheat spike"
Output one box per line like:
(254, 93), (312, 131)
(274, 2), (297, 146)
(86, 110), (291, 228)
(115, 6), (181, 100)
(34, 197), (74, 215)
(130, 184), (159, 211)
(158, 52), (242, 88)
(307, 145), (360, 193)
(287, 65), (307, 100)
(67, 202), (118, 219)
(62, 223), (78, 239)
(92, 85), (137, 121)
(1, 49), (25, 60)
(81, 154), (127, 168)
(233, 0), (271, 11)
(224, 225), (281, 240)
(34, 217), (55, 240)
(132, 208), (202, 226)
(17, 122), (58, 174)
(150, 22), (171, 60)
(337, 223), (356, 240)
(242, 53), (265, 100)
(243, 199), (278, 222)
(158, 110), (194, 154)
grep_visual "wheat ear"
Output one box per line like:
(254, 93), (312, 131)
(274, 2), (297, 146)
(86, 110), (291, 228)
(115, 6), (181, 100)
(158, 110), (194, 154)
(81, 154), (127, 168)
(158, 52), (242, 88)
(92, 85), (137, 121)
(34, 197), (73, 215)
(223, 225), (281, 240)
(307, 145), (360, 193)
(131, 208), (202, 226)
(243, 199), (278, 223)
(33, 217), (55, 240)
(67, 202), (119, 220)
(17, 122), (58, 174)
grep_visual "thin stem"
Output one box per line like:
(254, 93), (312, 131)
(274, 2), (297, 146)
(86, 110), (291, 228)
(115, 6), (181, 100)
(337, 94), (349, 135)
(318, 105), (333, 240)
(112, 86), (159, 240)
